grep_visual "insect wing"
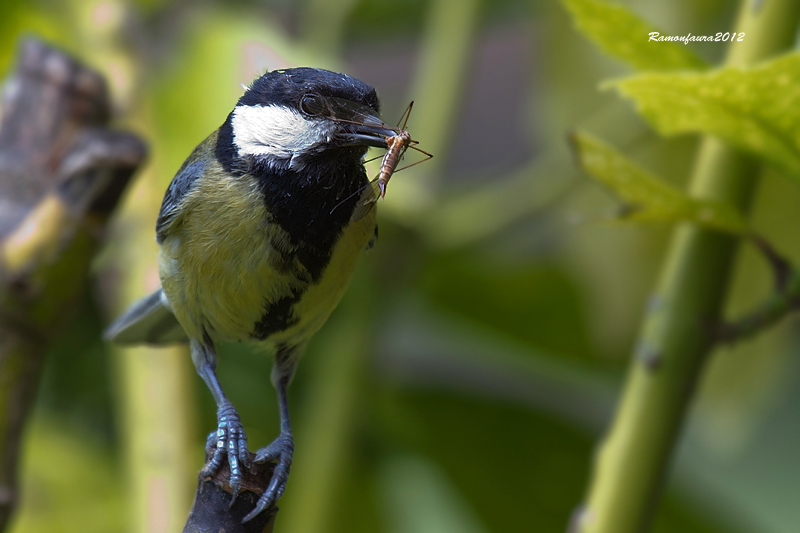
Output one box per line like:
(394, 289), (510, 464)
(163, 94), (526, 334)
(348, 100), (433, 222)
(351, 178), (381, 222)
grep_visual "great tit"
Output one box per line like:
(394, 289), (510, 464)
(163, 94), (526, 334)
(105, 67), (404, 521)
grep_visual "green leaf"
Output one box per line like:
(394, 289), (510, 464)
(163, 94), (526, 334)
(571, 131), (749, 234)
(610, 53), (800, 181)
(561, 0), (707, 71)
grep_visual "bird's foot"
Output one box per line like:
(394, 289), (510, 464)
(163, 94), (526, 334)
(241, 432), (294, 523)
(201, 400), (251, 505)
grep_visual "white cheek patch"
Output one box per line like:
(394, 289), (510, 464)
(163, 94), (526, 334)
(231, 104), (334, 160)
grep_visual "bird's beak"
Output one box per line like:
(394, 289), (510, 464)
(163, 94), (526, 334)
(343, 119), (397, 149)
(301, 95), (396, 149)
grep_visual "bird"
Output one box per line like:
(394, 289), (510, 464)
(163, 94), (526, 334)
(104, 67), (405, 522)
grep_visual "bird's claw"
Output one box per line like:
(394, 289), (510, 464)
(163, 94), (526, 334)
(241, 432), (294, 523)
(200, 401), (251, 505)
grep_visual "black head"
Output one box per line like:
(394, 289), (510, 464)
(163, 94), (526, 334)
(238, 67), (380, 115)
(216, 67), (395, 173)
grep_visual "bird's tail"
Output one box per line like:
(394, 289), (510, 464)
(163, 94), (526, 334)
(103, 289), (188, 345)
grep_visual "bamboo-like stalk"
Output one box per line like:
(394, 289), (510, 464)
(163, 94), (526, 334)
(576, 1), (800, 532)
(71, 0), (199, 527)
(104, 141), (197, 533)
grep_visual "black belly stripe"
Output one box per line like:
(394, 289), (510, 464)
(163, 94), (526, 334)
(215, 127), (370, 341)
(251, 239), (333, 339)
(246, 149), (368, 283)
(294, 243), (334, 282)
(252, 293), (302, 340)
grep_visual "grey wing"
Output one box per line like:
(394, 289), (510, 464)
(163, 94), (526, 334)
(156, 157), (206, 243)
(103, 289), (188, 345)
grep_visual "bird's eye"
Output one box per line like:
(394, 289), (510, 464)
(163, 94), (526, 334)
(300, 95), (323, 117)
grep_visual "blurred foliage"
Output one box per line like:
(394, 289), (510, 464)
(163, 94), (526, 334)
(571, 131), (749, 234)
(2, 0), (799, 532)
(611, 54), (800, 181)
(562, 0), (708, 71)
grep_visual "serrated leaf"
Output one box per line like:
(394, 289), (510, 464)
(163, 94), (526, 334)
(562, 0), (707, 71)
(571, 131), (749, 234)
(610, 53), (800, 181)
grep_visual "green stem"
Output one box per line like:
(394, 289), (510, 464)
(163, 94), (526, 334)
(299, 0), (359, 60)
(717, 270), (800, 343)
(409, 0), (481, 169)
(380, 0), (481, 220)
(577, 2), (800, 532)
(712, 234), (800, 342)
(278, 275), (374, 533)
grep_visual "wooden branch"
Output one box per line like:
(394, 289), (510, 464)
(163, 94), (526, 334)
(0, 38), (146, 530)
(183, 451), (277, 533)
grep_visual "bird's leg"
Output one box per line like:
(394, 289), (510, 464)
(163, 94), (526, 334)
(243, 345), (298, 523)
(191, 339), (250, 503)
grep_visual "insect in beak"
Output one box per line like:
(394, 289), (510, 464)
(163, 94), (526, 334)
(374, 101), (432, 199)
(327, 100), (432, 221)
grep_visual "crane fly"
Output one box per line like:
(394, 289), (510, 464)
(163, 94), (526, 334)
(350, 101), (432, 221)
(315, 97), (432, 220)
(377, 129), (412, 198)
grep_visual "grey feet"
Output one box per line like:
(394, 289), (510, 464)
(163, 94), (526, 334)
(199, 402), (293, 523)
(242, 432), (294, 523)
(201, 400), (251, 503)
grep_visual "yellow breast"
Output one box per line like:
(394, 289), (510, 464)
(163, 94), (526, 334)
(158, 165), (376, 348)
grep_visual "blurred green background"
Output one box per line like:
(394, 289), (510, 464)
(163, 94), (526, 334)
(2, 0), (800, 532)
